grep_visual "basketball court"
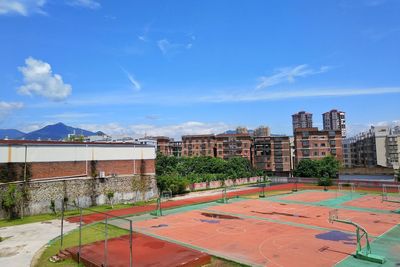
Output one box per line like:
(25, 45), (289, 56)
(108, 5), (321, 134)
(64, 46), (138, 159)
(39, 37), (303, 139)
(67, 187), (400, 267)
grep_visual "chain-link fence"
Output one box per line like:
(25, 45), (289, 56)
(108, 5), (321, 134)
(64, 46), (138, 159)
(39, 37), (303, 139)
(60, 201), (133, 267)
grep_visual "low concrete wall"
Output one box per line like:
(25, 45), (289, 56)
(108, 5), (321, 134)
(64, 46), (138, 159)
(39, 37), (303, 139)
(0, 175), (157, 219)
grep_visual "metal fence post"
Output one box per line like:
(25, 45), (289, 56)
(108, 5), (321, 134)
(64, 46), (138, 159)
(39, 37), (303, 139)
(104, 215), (108, 267)
(60, 198), (65, 251)
(78, 207), (82, 264)
(129, 220), (133, 267)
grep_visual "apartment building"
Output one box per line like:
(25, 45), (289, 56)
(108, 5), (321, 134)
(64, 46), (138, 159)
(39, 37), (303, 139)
(292, 111), (313, 132)
(181, 134), (216, 157)
(253, 136), (291, 176)
(170, 141), (182, 157)
(254, 126), (271, 137)
(342, 138), (352, 168)
(294, 127), (343, 165)
(215, 133), (252, 161)
(323, 109), (346, 137)
(152, 136), (171, 155)
(348, 126), (400, 169)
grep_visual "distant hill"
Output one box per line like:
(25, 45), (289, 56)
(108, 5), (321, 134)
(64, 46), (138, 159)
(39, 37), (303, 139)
(22, 122), (97, 141)
(0, 129), (26, 139)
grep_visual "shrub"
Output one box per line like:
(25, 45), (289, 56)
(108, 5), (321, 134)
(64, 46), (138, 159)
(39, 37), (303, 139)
(156, 174), (189, 195)
(106, 191), (115, 208)
(1, 184), (23, 219)
(50, 200), (56, 215)
(318, 177), (332, 186)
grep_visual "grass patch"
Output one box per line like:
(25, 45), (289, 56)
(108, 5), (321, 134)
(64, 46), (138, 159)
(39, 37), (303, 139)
(0, 200), (156, 228)
(34, 223), (129, 267)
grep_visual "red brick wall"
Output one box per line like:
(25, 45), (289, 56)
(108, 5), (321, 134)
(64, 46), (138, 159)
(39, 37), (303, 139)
(27, 159), (156, 180)
(31, 161), (86, 180)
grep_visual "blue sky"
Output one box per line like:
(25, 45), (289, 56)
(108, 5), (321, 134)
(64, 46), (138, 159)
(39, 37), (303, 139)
(0, 0), (400, 138)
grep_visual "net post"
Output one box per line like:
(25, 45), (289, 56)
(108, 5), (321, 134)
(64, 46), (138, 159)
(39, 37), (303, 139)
(104, 215), (108, 267)
(129, 220), (133, 267)
(78, 206), (82, 264)
(60, 198), (64, 251)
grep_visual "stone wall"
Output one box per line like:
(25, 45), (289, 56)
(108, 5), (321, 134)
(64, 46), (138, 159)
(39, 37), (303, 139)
(0, 175), (157, 219)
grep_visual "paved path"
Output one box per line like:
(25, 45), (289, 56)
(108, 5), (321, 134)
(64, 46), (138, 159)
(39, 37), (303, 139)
(0, 219), (77, 267)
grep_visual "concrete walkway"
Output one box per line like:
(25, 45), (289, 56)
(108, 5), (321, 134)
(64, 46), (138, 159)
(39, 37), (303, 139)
(0, 219), (77, 267)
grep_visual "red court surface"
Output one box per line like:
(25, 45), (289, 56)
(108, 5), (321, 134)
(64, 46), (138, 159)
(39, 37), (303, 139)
(66, 232), (211, 267)
(278, 191), (342, 202)
(67, 184), (297, 224)
(133, 208), (358, 267)
(343, 195), (400, 211)
(204, 199), (400, 236)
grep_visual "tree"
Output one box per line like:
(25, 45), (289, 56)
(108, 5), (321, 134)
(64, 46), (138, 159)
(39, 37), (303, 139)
(317, 156), (340, 178)
(293, 156), (340, 179)
(293, 159), (320, 178)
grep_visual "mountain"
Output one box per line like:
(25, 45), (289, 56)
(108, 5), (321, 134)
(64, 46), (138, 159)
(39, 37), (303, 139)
(22, 123), (97, 141)
(0, 129), (26, 139)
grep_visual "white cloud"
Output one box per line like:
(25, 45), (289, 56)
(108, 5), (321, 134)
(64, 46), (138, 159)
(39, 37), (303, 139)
(67, 0), (100, 9)
(256, 64), (331, 90)
(18, 57), (72, 101)
(121, 67), (141, 91)
(157, 39), (193, 56)
(79, 121), (232, 140)
(0, 101), (23, 121)
(0, 0), (46, 16)
(138, 35), (148, 42)
(200, 87), (400, 103)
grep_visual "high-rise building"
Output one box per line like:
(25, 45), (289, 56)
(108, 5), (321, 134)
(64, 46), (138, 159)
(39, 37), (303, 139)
(294, 127), (343, 165)
(323, 109), (346, 137)
(292, 111), (313, 132)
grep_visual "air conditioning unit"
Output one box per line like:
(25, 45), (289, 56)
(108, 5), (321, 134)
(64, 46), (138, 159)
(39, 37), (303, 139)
(99, 171), (106, 178)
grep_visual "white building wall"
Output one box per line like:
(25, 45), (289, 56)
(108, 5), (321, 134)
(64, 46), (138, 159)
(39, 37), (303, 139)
(0, 144), (155, 163)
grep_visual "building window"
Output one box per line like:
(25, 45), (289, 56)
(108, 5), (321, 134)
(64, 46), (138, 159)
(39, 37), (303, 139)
(314, 152), (318, 156)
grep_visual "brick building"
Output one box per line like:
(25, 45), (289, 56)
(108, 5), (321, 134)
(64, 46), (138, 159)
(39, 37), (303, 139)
(181, 134), (216, 157)
(215, 133), (252, 161)
(154, 136), (171, 155)
(253, 136), (291, 176)
(294, 128), (343, 165)
(0, 140), (156, 181)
